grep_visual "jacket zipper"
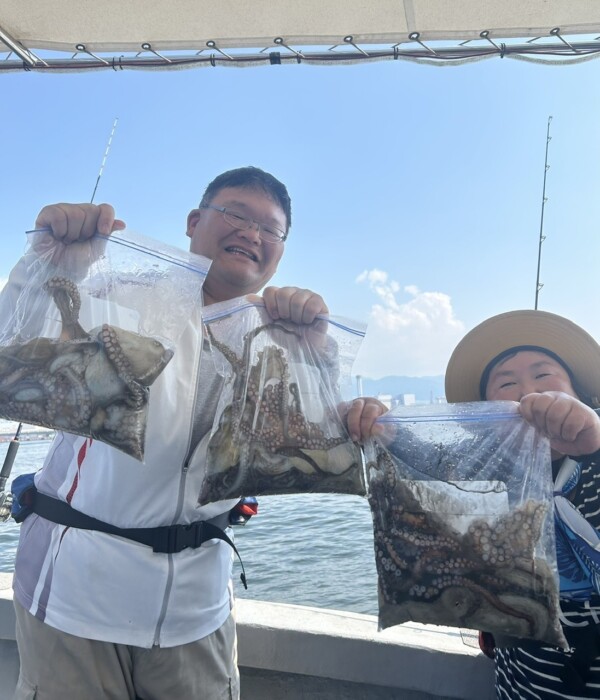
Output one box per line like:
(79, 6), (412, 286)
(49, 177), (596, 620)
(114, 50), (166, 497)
(152, 319), (204, 646)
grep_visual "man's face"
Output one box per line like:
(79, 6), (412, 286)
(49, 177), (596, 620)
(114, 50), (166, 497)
(484, 350), (577, 401)
(186, 186), (287, 304)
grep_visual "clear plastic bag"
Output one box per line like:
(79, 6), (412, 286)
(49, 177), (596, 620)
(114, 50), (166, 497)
(199, 297), (365, 504)
(365, 401), (567, 649)
(0, 229), (210, 461)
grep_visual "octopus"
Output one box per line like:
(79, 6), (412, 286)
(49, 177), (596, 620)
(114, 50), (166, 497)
(199, 321), (364, 504)
(0, 276), (174, 460)
(368, 444), (566, 648)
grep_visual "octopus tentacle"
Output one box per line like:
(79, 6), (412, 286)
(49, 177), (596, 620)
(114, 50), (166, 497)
(43, 276), (88, 341)
(370, 441), (558, 642)
(437, 575), (536, 635)
(100, 324), (146, 408)
(0, 277), (171, 460)
(51, 366), (92, 429)
(205, 321), (361, 499)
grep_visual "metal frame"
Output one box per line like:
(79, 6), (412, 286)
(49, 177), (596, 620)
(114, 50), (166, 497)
(2, 28), (600, 72)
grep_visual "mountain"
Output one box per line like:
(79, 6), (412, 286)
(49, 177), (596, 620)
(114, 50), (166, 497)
(353, 375), (446, 402)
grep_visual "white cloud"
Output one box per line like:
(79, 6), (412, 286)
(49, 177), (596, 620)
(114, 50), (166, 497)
(353, 269), (465, 379)
(0, 279), (6, 292)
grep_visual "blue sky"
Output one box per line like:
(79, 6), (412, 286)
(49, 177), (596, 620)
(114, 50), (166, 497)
(1, 56), (599, 380)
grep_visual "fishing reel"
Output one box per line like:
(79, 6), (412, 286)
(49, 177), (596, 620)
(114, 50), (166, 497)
(228, 496), (258, 526)
(0, 491), (13, 523)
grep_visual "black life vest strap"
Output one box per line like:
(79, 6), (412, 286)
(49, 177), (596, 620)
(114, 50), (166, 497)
(32, 490), (247, 589)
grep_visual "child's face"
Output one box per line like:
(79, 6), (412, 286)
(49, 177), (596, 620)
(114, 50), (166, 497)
(485, 350), (576, 402)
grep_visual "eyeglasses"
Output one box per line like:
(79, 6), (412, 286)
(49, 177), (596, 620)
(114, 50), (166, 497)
(200, 205), (287, 243)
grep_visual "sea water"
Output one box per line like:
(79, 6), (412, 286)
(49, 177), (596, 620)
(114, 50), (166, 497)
(0, 440), (379, 615)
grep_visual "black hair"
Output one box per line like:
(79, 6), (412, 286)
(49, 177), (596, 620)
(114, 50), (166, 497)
(199, 166), (292, 233)
(479, 345), (598, 408)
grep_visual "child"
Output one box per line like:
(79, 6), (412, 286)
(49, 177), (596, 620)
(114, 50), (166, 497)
(445, 309), (600, 699)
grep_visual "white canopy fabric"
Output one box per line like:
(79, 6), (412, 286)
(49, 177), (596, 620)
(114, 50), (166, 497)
(2, 0), (600, 70)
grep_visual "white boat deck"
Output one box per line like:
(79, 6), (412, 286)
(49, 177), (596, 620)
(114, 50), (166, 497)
(0, 572), (494, 699)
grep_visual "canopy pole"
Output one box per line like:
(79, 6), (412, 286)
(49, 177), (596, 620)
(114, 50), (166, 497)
(0, 23), (44, 66)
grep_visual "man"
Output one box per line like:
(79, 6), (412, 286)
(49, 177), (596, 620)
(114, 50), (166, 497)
(8, 166), (382, 699)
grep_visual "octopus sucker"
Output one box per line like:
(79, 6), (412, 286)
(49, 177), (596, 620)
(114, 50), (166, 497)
(202, 321), (363, 503)
(0, 276), (173, 460)
(368, 443), (566, 648)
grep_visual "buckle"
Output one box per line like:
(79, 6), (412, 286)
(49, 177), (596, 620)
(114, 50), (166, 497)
(152, 522), (206, 554)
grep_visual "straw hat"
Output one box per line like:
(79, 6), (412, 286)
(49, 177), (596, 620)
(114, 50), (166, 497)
(445, 309), (600, 404)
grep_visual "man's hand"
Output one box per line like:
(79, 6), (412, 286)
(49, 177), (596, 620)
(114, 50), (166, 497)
(32, 203), (126, 264)
(339, 397), (389, 443)
(36, 203), (125, 242)
(519, 391), (600, 457)
(261, 286), (328, 325)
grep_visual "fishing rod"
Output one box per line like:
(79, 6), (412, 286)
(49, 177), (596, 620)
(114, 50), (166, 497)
(0, 118), (119, 522)
(91, 117), (119, 205)
(534, 115), (552, 310)
(0, 424), (22, 520)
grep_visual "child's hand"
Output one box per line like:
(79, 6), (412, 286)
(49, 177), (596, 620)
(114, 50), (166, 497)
(519, 391), (600, 457)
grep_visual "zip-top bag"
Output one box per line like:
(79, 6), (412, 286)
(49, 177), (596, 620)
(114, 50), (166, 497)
(0, 229), (210, 460)
(365, 401), (566, 649)
(199, 296), (365, 504)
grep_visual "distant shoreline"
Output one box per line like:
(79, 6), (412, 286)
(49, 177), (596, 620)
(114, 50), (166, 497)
(0, 432), (54, 443)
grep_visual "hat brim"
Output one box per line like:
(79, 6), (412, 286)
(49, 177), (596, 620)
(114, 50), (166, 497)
(445, 310), (600, 404)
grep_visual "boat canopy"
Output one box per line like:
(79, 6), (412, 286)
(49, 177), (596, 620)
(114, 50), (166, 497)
(2, 0), (600, 72)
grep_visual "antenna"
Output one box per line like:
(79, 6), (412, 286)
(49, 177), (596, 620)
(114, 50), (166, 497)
(534, 116), (552, 310)
(90, 117), (119, 204)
